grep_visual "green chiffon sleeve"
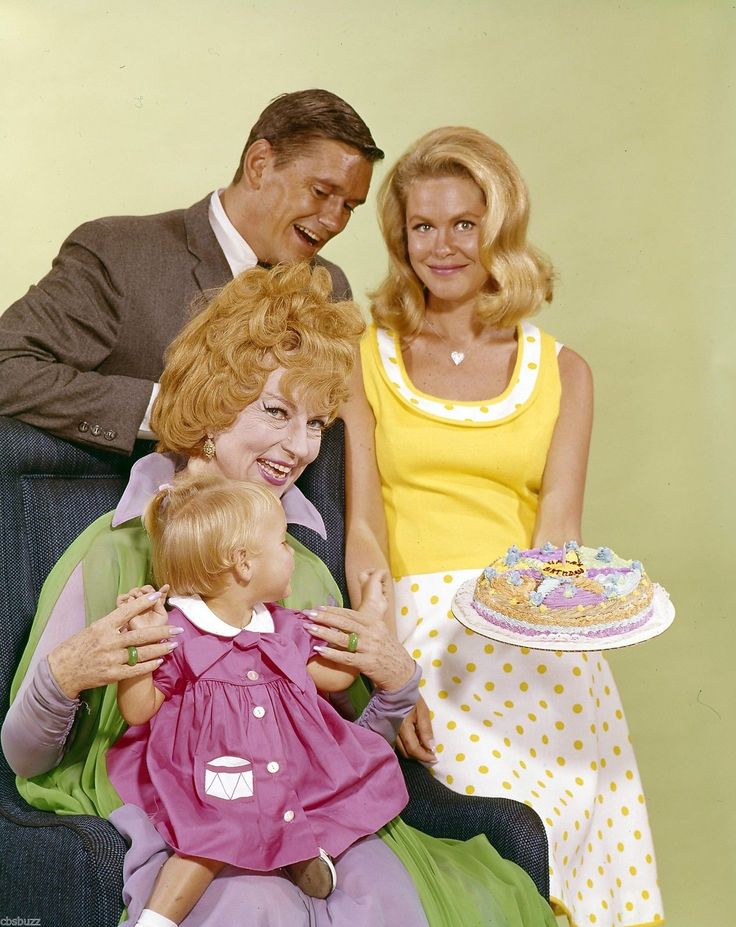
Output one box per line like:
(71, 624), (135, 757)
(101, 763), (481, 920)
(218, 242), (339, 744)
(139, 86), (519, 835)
(13, 514), (154, 816)
(280, 533), (343, 611)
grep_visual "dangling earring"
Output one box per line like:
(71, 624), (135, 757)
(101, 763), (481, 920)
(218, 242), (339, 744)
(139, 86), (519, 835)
(202, 435), (216, 460)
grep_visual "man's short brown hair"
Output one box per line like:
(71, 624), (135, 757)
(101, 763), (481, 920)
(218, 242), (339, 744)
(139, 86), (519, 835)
(233, 89), (384, 181)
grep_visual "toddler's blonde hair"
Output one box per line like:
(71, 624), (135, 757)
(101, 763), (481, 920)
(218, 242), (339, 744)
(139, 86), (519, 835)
(143, 474), (280, 597)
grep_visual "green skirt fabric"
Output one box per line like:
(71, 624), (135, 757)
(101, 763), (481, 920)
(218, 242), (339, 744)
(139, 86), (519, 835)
(11, 511), (556, 927)
(381, 818), (556, 927)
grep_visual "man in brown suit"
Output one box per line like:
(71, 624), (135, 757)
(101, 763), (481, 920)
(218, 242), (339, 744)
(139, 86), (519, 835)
(0, 89), (383, 454)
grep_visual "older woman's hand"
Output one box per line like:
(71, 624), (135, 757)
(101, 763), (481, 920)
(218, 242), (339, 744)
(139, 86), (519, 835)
(117, 584), (170, 631)
(396, 697), (436, 764)
(47, 588), (182, 700)
(304, 571), (416, 693)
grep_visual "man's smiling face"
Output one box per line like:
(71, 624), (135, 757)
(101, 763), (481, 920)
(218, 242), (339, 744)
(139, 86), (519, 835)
(247, 138), (373, 265)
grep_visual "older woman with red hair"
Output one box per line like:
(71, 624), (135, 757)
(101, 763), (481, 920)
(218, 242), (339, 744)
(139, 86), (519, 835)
(3, 261), (556, 927)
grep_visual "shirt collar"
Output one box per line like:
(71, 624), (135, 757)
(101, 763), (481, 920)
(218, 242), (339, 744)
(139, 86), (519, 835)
(112, 452), (326, 538)
(169, 595), (274, 636)
(208, 189), (258, 276)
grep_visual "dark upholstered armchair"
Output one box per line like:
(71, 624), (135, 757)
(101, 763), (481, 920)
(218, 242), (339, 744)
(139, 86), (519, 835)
(0, 415), (549, 925)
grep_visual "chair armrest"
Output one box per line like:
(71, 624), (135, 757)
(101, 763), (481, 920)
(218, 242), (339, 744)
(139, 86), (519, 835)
(0, 754), (125, 927)
(398, 755), (550, 899)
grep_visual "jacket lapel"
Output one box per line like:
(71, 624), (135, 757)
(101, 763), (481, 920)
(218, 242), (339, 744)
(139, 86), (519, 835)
(184, 194), (233, 294)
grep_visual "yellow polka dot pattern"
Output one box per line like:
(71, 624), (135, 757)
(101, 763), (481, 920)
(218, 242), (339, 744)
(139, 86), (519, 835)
(394, 569), (664, 927)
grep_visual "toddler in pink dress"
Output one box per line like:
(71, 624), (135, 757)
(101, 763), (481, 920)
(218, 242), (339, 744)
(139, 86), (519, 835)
(107, 474), (408, 927)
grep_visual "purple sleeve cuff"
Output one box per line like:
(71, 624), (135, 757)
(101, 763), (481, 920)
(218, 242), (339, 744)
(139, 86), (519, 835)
(355, 663), (421, 744)
(1, 657), (80, 778)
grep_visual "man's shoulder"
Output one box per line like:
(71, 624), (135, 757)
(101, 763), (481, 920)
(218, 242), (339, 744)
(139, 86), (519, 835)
(314, 254), (351, 301)
(67, 194), (211, 251)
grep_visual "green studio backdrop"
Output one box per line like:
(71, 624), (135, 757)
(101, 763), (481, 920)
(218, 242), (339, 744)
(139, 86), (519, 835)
(1, 2), (733, 925)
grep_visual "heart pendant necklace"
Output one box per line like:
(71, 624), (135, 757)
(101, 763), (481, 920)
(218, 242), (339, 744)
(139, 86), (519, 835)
(424, 316), (473, 366)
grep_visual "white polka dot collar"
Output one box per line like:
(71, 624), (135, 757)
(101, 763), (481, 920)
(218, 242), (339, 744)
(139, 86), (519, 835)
(375, 321), (543, 424)
(168, 595), (275, 636)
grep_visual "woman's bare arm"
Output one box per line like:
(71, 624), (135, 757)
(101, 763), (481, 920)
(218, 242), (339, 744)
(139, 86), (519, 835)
(340, 359), (397, 629)
(532, 347), (594, 546)
(340, 356), (435, 762)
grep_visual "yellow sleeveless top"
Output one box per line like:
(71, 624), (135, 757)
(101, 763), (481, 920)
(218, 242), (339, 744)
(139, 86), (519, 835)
(360, 321), (561, 577)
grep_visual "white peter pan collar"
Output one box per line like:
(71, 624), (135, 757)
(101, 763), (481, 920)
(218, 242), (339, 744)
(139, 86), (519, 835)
(168, 595), (275, 636)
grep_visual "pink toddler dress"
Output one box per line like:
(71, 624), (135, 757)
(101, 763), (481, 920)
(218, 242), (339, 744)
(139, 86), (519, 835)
(107, 596), (408, 870)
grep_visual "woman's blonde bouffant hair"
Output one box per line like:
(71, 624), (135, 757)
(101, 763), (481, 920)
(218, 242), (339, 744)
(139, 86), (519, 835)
(144, 473), (280, 596)
(370, 127), (554, 338)
(151, 262), (365, 458)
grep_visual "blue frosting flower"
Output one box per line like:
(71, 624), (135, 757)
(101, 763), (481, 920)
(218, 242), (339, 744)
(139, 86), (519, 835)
(506, 570), (522, 586)
(542, 541), (556, 554)
(595, 547), (614, 563)
(505, 545), (521, 566)
(530, 590), (545, 606)
(602, 577), (619, 598)
(632, 560), (643, 572)
(564, 540), (580, 552)
(483, 566), (497, 581)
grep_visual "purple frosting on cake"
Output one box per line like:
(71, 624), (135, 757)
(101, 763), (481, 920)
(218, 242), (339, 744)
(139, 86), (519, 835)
(471, 599), (654, 640)
(544, 586), (604, 608)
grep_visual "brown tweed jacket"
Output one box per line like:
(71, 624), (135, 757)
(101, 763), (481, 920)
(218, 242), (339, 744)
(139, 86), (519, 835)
(0, 195), (351, 454)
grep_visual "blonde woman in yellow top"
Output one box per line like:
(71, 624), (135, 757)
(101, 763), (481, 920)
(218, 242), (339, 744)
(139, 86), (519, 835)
(343, 128), (663, 927)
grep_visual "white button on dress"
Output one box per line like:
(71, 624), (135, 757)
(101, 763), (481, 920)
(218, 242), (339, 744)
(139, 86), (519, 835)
(267, 761), (280, 774)
(252, 706), (265, 719)
(246, 670), (259, 680)
(283, 810), (295, 822)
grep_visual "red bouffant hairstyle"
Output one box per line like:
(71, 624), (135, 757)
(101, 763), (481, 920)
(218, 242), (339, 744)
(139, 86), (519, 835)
(151, 261), (365, 459)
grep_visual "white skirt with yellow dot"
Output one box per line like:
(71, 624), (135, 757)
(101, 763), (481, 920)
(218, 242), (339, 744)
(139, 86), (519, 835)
(395, 569), (664, 927)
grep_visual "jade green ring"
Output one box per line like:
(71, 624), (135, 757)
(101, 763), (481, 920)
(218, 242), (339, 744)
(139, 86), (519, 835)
(126, 645), (139, 667)
(347, 632), (359, 654)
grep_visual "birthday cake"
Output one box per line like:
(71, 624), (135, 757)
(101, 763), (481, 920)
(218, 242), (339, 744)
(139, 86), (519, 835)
(471, 542), (656, 642)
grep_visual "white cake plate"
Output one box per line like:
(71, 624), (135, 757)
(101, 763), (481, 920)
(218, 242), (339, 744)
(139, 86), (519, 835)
(451, 580), (675, 652)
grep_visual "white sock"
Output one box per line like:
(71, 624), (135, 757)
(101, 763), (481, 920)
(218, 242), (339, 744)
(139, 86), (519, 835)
(134, 909), (178, 927)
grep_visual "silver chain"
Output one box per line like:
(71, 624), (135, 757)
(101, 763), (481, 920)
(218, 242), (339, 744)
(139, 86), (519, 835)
(423, 315), (475, 366)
